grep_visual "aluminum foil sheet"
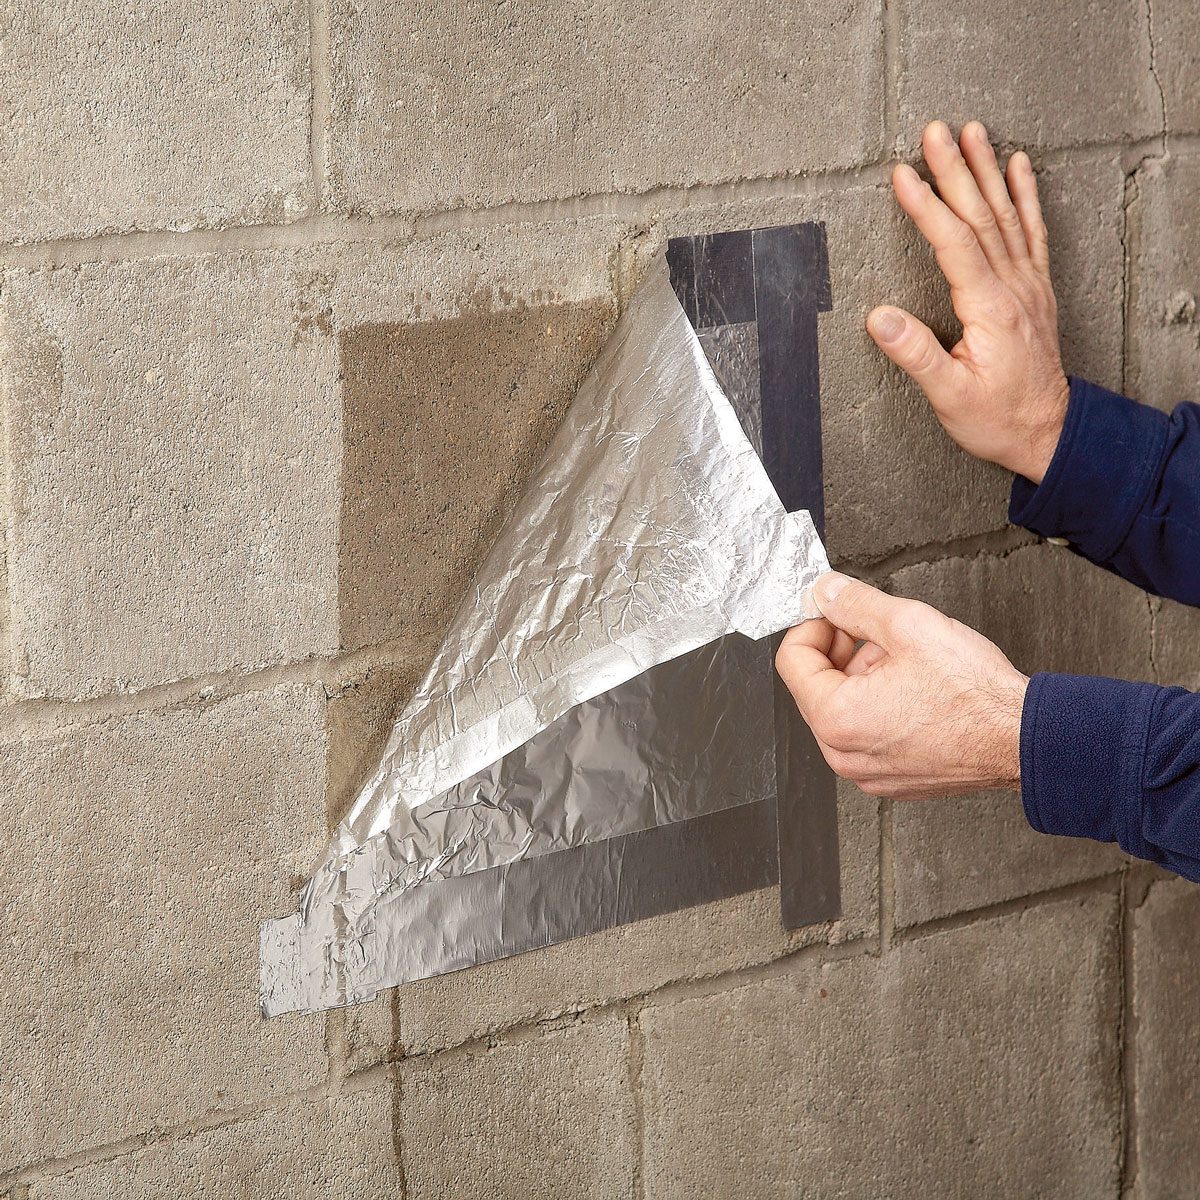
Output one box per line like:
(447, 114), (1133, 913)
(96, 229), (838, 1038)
(260, 254), (829, 1016)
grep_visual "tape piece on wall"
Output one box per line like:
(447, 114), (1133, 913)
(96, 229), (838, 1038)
(260, 250), (829, 1017)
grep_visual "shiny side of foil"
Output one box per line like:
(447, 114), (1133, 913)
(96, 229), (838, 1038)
(260, 255), (829, 1016)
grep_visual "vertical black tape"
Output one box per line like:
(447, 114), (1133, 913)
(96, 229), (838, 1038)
(668, 222), (841, 929)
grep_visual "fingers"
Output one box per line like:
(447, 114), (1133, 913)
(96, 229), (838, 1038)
(775, 618), (846, 722)
(844, 640), (886, 677)
(922, 120), (1014, 273)
(1006, 151), (1051, 274)
(866, 305), (971, 407)
(957, 121), (1030, 265)
(891, 162), (1001, 311)
(829, 628), (858, 671)
(811, 573), (913, 647)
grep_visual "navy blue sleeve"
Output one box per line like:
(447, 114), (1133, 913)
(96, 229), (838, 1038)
(1008, 378), (1200, 877)
(1022, 673), (1200, 882)
(1009, 376), (1200, 604)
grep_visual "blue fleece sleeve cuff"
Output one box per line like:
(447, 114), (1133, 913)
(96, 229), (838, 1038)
(1021, 672), (1159, 857)
(1009, 377), (1170, 561)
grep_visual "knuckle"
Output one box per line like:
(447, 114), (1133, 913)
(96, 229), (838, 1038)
(908, 334), (944, 377)
(947, 220), (978, 252)
(996, 205), (1024, 235)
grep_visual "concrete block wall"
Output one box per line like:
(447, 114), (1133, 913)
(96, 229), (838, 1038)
(1, 2), (1197, 1195)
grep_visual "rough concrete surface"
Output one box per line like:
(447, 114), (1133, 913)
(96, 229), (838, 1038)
(328, 0), (885, 214)
(1132, 878), (1200, 1197)
(1127, 153), (1200, 408)
(4, 0), (1196, 1191)
(1153, 598), (1200, 691)
(26, 1085), (403, 1200)
(1150, 1), (1200, 134)
(641, 894), (1121, 1198)
(399, 1015), (634, 1199)
(0, 1), (312, 243)
(0, 685), (328, 1170)
(896, 0), (1161, 153)
(0, 254), (343, 700)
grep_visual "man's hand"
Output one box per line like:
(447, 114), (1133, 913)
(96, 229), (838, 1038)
(868, 120), (1069, 484)
(777, 573), (1027, 799)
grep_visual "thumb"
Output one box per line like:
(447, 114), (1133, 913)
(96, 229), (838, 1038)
(867, 306), (967, 405)
(812, 573), (911, 648)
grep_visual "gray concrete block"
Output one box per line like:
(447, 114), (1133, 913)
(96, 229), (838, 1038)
(27, 1085), (402, 1199)
(0, 254), (343, 699)
(1153, 599), (1200, 691)
(399, 1015), (633, 1199)
(893, 790), (1122, 928)
(1152, 0), (1200, 134)
(1039, 157), (1128, 393)
(326, 0), (885, 215)
(641, 893), (1121, 1197)
(896, 0), (1161, 154)
(0, 685), (328, 1169)
(0, 2), (311, 243)
(1127, 153), (1200, 410)
(887, 545), (1147, 923)
(1132, 877), (1200, 1197)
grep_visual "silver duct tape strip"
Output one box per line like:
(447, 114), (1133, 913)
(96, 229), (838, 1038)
(265, 797), (781, 1013)
(260, 254), (829, 1017)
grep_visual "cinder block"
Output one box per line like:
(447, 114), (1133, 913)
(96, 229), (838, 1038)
(892, 791), (1122, 928)
(1153, 599), (1200, 691)
(1127, 153), (1200, 409)
(0, 254), (343, 699)
(357, 780), (878, 1063)
(326, 0), (884, 215)
(0, 220), (623, 700)
(641, 893), (1121, 1197)
(0, 685), (328, 1169)
(1132, 877), (1200, 1196)
(896, 0), (1160, 153)
(1038, 157), (1127, 392)
(0, 2), (311, 243)
(399, 1015), (633, 1200)
(886, 545), (1147, 924)
(1152, 2), (1200, 134)
(657, 162), (1123, 561)
(27, 1085), (402, 1199)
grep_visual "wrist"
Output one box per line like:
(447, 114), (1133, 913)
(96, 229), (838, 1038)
(974, 671), (1028, 790)
(1010, 374), (1069, 484)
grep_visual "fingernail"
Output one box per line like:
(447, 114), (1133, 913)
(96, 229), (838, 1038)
(976, 120), (988, 141)
(937, 121), (954, 145)
(815, 572), (850, 608)
(869, 308), (905, 343)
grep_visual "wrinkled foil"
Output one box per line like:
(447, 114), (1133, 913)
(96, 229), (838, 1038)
(260, 255), (829, 1016)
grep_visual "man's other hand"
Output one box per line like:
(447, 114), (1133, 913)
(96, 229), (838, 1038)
(776, 572), (1027, 799)
(869, 120), (1069, 484)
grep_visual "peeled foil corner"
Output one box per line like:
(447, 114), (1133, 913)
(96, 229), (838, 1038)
(260, 254), (830, 1017)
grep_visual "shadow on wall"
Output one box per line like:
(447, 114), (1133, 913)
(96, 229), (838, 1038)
(326, 298), (617, 827)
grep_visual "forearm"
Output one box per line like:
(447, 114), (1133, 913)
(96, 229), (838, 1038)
(1010, 377), (1200, 605)
(1022, 673), (1200, 881)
